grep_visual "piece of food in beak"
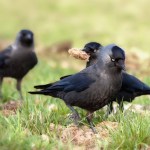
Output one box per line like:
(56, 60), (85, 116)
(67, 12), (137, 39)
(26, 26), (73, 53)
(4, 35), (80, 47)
(68, 48), (90, 61)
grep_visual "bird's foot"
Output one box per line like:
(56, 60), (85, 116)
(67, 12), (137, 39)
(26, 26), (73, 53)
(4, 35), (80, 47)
(91, 126), (97, 134)
(88, 121), (97, 134)
(103, 109), (112, 119)
(19, 93), (23, 101)
(69, 113), (81, 126)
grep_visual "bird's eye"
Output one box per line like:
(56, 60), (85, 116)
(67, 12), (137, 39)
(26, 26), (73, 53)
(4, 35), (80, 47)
(111, 58), (115, 62)
(89, 48), (96, 53)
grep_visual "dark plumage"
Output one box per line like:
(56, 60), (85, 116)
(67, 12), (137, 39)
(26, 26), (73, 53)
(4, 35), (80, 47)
(29, 44), (125, 132)
(82, 42), (150, 114)
(0, 29), (38, 99)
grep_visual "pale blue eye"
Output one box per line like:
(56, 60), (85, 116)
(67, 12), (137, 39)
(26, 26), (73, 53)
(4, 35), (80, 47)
(111, 58), (115, 62)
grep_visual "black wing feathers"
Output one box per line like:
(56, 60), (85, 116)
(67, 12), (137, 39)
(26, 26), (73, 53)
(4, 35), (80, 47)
(47, 73), (95, 92)
(0, 46), (12, 68)
(122, 73), (150, 95)
(30, 73), (95, 95)
(34, 75), (72, 89)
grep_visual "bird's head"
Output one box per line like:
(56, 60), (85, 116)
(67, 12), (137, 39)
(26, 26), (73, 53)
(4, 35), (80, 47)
(100, 44), (125, 71)
(17, 29), (34, 47)
(82, 42), (102, 59)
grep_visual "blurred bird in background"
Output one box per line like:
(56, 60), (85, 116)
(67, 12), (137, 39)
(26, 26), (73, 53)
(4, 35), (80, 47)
(0, 29), (38, 100)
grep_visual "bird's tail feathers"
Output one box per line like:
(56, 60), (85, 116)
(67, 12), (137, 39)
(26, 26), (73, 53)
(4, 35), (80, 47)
(34, 83), (54, 89)
(29, 90), (51, 95)
(142, 90), (150, 95)
(136, 90), (150, 96)
(60, 75), (71, 80)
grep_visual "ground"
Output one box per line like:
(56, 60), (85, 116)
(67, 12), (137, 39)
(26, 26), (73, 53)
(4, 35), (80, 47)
(0, 50), (149, 150)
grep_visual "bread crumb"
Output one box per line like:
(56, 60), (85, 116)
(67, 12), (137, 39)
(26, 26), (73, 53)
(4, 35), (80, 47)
(68, 48), (90, 61)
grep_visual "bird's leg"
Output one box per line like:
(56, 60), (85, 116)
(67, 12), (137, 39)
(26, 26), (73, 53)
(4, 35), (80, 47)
(0, 77), (3, 99)
(107, 102), (113, 115)
(105, 102), (113, 118)
(67, 105), (80, 125)
(16, 79), (23, 100)
(118, 100), (124, 112)
(86, 111), (97, 134)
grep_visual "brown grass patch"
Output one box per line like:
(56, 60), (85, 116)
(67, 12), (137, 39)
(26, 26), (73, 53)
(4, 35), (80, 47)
(0, 100), (22, 117)
(49, 121), (119, 149)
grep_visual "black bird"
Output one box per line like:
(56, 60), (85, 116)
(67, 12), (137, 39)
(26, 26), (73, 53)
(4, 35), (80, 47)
(82, 42), (150, 115)
(0, 29), (38, 100)
(29, 44), (125, 132)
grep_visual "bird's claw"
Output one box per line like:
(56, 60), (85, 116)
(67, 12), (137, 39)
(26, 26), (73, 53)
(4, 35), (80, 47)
(69, 113), (80, 125)
(91, 126), (97, 134)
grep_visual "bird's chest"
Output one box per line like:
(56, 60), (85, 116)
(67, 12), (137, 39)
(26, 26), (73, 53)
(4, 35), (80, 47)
(4, 51), (36, 78)
(87, 74), (122, 109)
(10, 53), (30, 69)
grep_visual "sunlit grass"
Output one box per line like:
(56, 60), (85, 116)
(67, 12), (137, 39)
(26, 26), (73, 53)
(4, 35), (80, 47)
(0, 56), (149, 149)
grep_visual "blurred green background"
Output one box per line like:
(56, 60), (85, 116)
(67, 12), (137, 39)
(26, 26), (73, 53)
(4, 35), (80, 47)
(0, 1), (150, 149)
(0, 0), (150, 51)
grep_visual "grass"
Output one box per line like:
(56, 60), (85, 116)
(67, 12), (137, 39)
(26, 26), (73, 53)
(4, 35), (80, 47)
(0, 0), (150, 149)
(108, 112), (150, 149)
(0, 56), (149, 149)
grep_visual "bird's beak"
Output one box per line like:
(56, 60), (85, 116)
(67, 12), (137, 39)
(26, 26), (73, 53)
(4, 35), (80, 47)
(82, 48), (87, 52)
(116, 60), (126, 71)
(82, 48), (90, 55)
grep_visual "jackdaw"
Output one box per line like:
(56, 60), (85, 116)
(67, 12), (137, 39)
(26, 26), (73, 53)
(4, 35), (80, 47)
(0, 29), (38, 100)
(29, 44), (125, 132)
(82, 42), (150, 115)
